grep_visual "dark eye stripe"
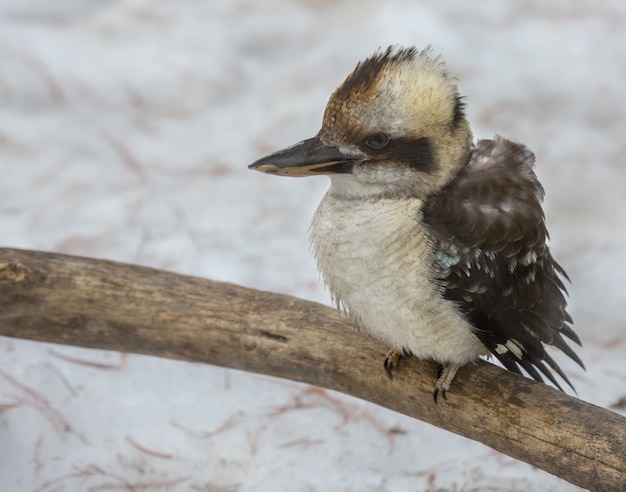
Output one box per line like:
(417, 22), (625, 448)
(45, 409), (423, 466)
(360, 136), (435, 173)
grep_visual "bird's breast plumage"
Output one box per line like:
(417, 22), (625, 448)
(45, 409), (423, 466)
(310, 189), (487, 365)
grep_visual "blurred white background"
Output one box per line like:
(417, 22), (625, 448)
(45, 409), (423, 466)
(1, 1), (625, 490)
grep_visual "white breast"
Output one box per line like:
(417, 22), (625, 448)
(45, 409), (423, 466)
(310, 184), (486, 365)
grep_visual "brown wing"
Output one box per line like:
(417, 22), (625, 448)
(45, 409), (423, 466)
(423, 137), (583, 390)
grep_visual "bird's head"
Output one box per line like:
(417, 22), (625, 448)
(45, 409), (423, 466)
(249, 46), (472, 200)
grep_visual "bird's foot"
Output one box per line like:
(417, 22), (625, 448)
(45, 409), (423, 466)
(433, 363), (460, 403)
(383, 350), (403, 380)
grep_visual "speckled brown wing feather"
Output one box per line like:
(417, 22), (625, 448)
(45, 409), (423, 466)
(422, 137), (583, 390)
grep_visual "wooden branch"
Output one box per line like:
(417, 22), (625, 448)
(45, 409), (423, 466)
(0, 248), (624, 491)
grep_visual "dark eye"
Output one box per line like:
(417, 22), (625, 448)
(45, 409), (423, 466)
(364, 133), (389, 150)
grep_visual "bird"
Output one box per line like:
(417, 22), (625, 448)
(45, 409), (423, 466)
(249, 45), (583, 401)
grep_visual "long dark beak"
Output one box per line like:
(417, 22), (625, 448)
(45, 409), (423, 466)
(248, 136), (361, 177)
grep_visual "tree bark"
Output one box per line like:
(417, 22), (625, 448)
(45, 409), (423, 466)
(0, 248), (623, 491)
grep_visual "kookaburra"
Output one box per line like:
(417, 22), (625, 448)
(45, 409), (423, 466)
(249, 46), (583, 401)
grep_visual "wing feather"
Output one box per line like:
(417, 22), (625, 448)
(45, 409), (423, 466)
(423, 136), (583, 390)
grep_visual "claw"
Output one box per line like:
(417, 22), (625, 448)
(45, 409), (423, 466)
(433, 386), (447, 403)
(383, 350), (402, 380)
(433, 363), (460, 404)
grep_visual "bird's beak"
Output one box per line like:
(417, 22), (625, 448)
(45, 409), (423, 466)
(248, 136), (360, 177)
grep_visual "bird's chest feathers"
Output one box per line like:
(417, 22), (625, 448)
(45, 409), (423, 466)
(311, 195), (432, 296)
(311, 195), (435, 337)
(310, 193), (483, 363)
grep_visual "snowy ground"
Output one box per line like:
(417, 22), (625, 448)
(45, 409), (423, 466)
(1, 1), (625, 491)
